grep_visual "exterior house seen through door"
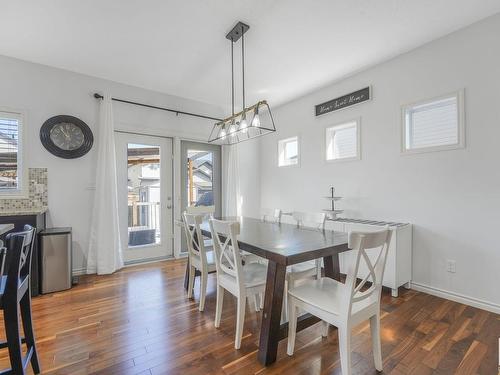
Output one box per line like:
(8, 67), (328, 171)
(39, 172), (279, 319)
(115, 132), (174, 263)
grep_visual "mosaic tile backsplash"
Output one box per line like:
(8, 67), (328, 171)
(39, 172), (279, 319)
(0, 168), (48, 213)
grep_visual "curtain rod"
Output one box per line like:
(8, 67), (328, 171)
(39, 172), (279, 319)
(93, 93), (223, 122)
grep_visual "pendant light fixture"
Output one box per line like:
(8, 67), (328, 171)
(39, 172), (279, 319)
(208, 21), (276, 145)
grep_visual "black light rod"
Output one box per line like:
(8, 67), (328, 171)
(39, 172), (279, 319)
(93, 93), (223, 122)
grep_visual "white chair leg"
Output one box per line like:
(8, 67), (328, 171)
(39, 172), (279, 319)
(199, 270), (208, 312)
(281, 278), (290, 323)
(286, 299), (298, 356)
(338, 325), (352, 375)
(235, 295), (246, 349)
(316, 259), (322, 279)
(253, 294), (260, 312)
(187, 265), (195, 299)
(321, 321), (329, 337)
(259, 292), (264, 309)
(215, 285), (224, 328)
(370, 314), (383, 371)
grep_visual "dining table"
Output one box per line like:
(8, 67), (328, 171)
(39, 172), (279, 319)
(185, 216), (349, 366)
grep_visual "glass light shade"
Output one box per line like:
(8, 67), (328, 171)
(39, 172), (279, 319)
(208, 100), (276, 145)
(240, 114), (248, 133)
(251, 107), (261, 127)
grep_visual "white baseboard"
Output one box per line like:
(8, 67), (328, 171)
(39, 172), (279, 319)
(411, 282), (500, 315)
(72, 267), (89, 276)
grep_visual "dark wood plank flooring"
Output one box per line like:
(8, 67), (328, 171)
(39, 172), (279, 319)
(0, 259), (498, 374)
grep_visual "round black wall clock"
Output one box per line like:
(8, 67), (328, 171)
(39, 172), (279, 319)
(40, 115), (93, 159)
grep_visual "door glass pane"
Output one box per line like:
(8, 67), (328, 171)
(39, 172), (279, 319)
(127, 143), (161, 247)
(186, 150), (213, 207)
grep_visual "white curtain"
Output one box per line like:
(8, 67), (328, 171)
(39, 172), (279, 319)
(223, 144), (242, 217)
(87, 94), (124, 275)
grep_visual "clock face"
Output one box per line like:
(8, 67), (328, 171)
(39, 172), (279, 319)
(49, 122), (85, 151)
(40, 115), (93, 159)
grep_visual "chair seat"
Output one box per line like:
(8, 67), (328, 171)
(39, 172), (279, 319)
(288, 277), (375, 316)
(219, 262), (267, 288)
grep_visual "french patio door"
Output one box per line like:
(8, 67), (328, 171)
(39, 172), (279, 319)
(115, 132), (173, 263)
(180, 141), (221, 253)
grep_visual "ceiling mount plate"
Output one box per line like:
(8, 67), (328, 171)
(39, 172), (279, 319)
(226, 21), (250, 42)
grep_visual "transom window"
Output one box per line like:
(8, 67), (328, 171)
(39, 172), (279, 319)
(326, 120), (360, 161)
(402, 91), (465, 153)
(0, 110), (23, 194)
(278, 136), (299, 167)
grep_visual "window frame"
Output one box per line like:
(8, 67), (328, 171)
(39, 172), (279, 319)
(325, 118), (361, 163)
(401, 90), (465, 155)
(277, 136), (300, 168)
(0, 108), (27, 198)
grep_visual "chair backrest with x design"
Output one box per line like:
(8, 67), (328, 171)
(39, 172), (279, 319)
(209, 219), (244, 289)
(292, 211), (326, 230)
(261, 208), (282, 223)
(343, 227), (392, 316)
(182, 212), (209, 268)
(4, 225), (36, 298)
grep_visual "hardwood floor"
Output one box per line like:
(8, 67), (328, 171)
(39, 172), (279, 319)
(0, 259), (498, 374)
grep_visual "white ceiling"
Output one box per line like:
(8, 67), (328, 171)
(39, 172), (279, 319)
(2, 1), (500, 111)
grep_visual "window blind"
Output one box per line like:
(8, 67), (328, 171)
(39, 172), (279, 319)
(327, 121), (358, 160)
(0, 114), (20, 189)
(406, 96), (458, 150)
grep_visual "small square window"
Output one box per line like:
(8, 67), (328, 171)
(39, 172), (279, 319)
(278, 136), (299, 167)
(326, 120), (360, 161)
(402, 90), (464, 153)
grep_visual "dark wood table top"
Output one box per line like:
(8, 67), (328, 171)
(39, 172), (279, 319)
(200, 216), (349, 266)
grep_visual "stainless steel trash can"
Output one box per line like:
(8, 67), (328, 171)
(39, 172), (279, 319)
(39, 227), (72, 294)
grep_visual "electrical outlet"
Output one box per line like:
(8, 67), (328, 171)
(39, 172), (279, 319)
(446, 259), (456, 273)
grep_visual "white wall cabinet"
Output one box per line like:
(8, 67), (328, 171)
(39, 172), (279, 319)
(328, 220), (412, 297)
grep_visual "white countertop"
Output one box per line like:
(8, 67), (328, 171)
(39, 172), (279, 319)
(0, 207), (48, 217)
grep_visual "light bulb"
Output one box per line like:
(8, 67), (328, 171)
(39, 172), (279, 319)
(220, 128), (226, 139)
(229, 122), (237, 134)
(240, 115), (248, 133)
(252, 113), (260, 128)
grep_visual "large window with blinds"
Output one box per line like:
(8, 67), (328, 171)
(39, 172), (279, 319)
(402, 90), (465, 153)
(326, 119), (360, 162)
(0, 110), (23, 193)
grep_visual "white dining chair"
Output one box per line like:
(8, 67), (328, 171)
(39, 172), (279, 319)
(261, 208), (282, 223)
(209, 219), (268, 349)
(287, 227), (392, 375)
(186, 205), (215, 247)
(280, 211), (326, 321)
(182, 212), (216, 312)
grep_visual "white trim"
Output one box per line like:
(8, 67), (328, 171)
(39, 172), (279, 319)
(73, 267), (89, 276)
(0, 107), (28, 198)
(411, 281), (500, 315)
(77, 256), (180, 275)
(278, 135), (300, 167)
(325, 117), (361, 163)
(400, 89), (465, 155)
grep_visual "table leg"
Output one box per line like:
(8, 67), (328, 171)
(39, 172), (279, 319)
(323, 252), (341, 281)
(258, 260), (287, 366)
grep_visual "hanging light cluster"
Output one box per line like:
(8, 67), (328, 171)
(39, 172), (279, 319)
(208, 22), (276, 145)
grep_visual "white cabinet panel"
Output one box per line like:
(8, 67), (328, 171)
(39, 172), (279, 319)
(337, 221), (412, 297)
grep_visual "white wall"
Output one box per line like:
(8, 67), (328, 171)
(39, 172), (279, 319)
(0, 54), (224, 272)
(258, 14), (500, 310)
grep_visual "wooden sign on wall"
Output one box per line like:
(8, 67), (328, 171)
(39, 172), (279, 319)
(315, 87), (370, 116)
